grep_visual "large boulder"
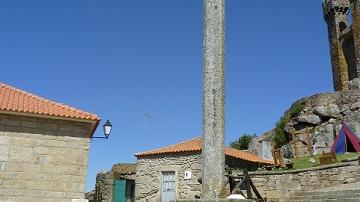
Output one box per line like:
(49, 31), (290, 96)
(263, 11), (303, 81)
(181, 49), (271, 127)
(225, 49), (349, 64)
(313, 104), (341, 118)
(296, 114), (322, 125)
(313, 124), (335, 150)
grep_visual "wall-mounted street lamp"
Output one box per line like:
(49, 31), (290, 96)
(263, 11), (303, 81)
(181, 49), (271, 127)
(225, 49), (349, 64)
(92, 120), (112, 139)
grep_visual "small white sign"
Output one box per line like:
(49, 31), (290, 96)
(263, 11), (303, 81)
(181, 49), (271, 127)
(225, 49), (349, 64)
(184, 171), (192, 179)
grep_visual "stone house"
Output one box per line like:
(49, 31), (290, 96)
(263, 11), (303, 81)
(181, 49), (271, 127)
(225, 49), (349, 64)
(134, 137), (273, 201)
(90, 163), (136, 202)
(0, 82), (100, 201)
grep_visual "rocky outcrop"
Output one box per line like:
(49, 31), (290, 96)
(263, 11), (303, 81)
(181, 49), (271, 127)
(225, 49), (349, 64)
(250, 90), (360, 158)
(283, 89), (360, 156)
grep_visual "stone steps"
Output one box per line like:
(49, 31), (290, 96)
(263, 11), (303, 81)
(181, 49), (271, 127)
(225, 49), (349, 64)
(288, 189), (360, 202)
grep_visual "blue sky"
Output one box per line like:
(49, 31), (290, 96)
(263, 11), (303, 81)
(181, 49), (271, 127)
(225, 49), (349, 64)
(0, 1), (333, 191)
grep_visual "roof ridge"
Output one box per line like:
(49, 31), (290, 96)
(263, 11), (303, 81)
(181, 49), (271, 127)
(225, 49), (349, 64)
(113, 163), (137, 165)
(135, 137), (201, 156)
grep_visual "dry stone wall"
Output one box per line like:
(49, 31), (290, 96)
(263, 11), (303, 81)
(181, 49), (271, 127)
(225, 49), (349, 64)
(135, 152), (202, 201)
(249, 159), (360, 202)
(92, 171), (113, 202)
(0, 113), (93, 202)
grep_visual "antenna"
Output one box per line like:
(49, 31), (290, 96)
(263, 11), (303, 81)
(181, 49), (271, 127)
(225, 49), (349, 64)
(144, 112), (152, 147)
(144, 112), (152, 130)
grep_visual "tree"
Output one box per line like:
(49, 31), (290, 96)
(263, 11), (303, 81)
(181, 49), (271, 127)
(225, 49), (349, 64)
(230, 134), (255, 150)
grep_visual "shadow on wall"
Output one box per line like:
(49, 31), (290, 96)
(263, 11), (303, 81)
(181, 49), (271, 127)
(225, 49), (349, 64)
(0, 113), (93, 138)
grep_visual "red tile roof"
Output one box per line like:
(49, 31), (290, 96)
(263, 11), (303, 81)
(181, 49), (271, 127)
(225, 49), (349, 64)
(135, 137), (274, 165)
(223, 147), (273, 164)
(0, 82), (99, 121)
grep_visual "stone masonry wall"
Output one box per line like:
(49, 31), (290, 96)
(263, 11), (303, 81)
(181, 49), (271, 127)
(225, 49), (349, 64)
(249, 159), (360, 202)
(93, 171), (113, 202)
(0, 113), (93, 202)
(135, 152), (202, 201)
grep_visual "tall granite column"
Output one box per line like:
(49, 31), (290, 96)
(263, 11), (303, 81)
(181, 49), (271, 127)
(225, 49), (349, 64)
(352, 0), (360, 78)
(202, 0), (225, 199)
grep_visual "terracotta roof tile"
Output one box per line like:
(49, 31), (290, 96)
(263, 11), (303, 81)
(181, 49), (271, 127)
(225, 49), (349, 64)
(135, 137), (202, 156)
(0, 82), (99, 121)
(135, 137), (274, 165)
(224, 147), (274, 165)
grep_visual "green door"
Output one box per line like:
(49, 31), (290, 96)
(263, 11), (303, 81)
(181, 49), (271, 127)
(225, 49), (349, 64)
(114, 179), (126, 202)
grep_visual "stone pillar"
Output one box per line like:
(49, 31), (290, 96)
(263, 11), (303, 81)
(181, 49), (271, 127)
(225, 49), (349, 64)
(202, 0), (225, 199)
(351, 0), (360, 78)
(323, 0), (351, 91)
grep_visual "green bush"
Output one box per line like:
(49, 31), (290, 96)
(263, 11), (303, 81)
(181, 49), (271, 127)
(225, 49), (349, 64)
(230, 134), (255, 150)
(273, 100), (305, 148)
(288, 100), (305, 118)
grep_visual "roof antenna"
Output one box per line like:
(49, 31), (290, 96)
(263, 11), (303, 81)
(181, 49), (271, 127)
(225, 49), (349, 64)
(144, 112), (152, 147)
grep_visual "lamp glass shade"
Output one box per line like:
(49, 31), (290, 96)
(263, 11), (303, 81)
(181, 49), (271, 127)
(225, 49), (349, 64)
(103, 120), (112, 138)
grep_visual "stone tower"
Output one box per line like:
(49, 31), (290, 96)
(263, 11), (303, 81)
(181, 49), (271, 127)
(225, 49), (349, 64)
(351, 0), (360, 78)
(323, 0), (351, 91)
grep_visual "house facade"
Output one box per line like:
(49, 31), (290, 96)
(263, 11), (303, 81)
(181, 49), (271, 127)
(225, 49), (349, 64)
(0, 83), (99, 202)
(135, 138), (273, 201)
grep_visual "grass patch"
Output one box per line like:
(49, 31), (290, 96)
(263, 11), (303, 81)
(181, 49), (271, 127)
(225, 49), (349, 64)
(291, 152), (360, 170)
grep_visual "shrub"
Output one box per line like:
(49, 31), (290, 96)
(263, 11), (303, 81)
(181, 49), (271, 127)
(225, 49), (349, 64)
(230, 134), (255, 150)
(273, 100), (306, 148)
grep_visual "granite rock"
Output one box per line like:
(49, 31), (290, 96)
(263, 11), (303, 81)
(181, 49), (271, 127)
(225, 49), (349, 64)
(296, 114), (322, 125)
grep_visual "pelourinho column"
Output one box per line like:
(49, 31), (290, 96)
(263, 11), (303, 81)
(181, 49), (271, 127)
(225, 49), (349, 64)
(202, 0), (225, 199)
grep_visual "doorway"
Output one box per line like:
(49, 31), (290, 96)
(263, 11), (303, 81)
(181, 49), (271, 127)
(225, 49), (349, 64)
(161, 171), (176, 202)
